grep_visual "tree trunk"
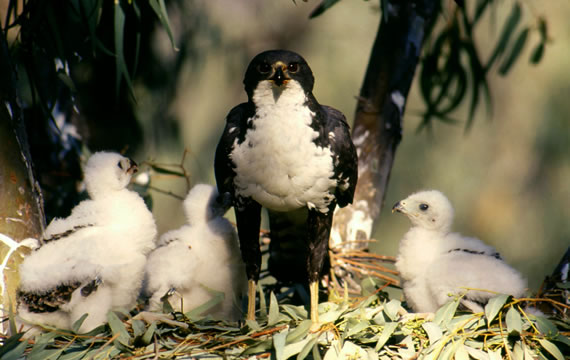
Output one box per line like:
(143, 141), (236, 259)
(329, 0), (439, 292)
(0, 33), (45, 327)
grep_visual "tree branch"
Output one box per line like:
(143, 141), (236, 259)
(330, 0), (440, 289)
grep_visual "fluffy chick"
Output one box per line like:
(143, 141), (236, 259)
(144, 184), (246, 321)
(393, 190), (527, 313)
(17, 152), (157, 334)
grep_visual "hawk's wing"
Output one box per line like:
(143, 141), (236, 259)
(214, 102), (255, 200)
(322, 105), (358, 208)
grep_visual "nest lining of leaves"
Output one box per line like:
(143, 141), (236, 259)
(1, 282), (568, 360)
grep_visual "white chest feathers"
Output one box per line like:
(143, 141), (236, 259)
(231, 80), (336, 213)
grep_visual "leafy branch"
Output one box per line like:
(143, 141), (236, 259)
(2, 287), (568, 359)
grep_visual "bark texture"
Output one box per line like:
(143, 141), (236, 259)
(0, 33), (44, 318)
(329, 0), (440, 292)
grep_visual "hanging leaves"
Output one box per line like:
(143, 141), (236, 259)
(148, 0), (178, 50)
(415, 0), (549, 130)
(498, 27), (529, 75)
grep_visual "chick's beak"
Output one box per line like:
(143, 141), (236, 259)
(270, 66), (289, 87)
(127, 159), (138, 175)
(392, 201), (405, 214)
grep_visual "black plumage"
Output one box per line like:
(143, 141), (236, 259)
(215, 50), (357, 327)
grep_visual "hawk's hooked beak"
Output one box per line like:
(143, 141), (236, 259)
(392, 201), (405, 214)
(270, 66), (289, 87)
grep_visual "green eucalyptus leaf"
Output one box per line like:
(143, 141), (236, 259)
(113, 1), (134, 97)
(323, 341), (340, 360)
(538, 339), (565, 360)
(148, 0), (178, 50)
(535, 316), (559, 337)
(281, 304), (308, 321)
(309, 0), (342, 19)
(107, 311), (131, 347)
(268, 291), (280, 326)
(529, 43), (545, 64)
(374, 322), (398, 351)
(317, 302), (344, 323)
(296, 334), (319, 360)
(464, 40), (492, 131)
(312, 343), (323, 360)
(437, 342), (456, 360)
(338, 341), (368, 359)
(487, 2), (521, 68)
(422, 322), (443, 344)
(434, 298), (460, 326)
(273, 329), (288, 360)
(522, 341), (537, 359)
(383, 299), (401, 321)
(241, 339), (273, 356)
(512, 341), (524, 360)
(499, 27), (529, 76)
(131, 319), (146, 338)
(455, 344), (470, 360)
(553, 332), (570, 346)
(59, 349), (90, 360)
(71, 313), (89, 333)
(141, 321), (157, 345)
(397, 335), (417, 359)
(506, 306), (522, 334)
(1, 338), (28, 360)
(464, 345), (490, 360)
(484, 294), (509, 324)
(344, 318), (370, 339)
(538, 17), (548, 40)
(29, 349), (62, 360)
(245, 319), (262, 332)
(361, 277), (381, 297)
(283, 335), (315, 360)
(487, 348), (503, 360)
(27, 332), (59, 360)
(258, 282), (267, 319)
(286, 320), (311, 343)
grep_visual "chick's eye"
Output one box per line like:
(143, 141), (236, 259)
(257, 63), (271, 74)
(288, 63), (299, 72)
(419, 204), (429, 211)
(117, 161), (124, 170)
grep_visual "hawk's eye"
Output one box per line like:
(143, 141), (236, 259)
(288, 62), (299, 73)
(117, 161), (124, 170)
(419, 204), (429, 211)
(257, 63), (271, 74)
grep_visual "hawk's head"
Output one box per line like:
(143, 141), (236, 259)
(243, 50), (315, 99)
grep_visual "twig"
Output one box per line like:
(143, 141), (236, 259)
(146, 185), (185, 200)
(336, 261), (400, 285)
(207, 324), (288, 351)
(332, 255), (399, 275)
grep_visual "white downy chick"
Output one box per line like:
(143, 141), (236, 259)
(17, 151), (157, 334)
(144, 184), (246, 321)
(393, 190), (527, 313)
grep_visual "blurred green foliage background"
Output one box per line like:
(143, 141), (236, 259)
(121, 0), (567, 292)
